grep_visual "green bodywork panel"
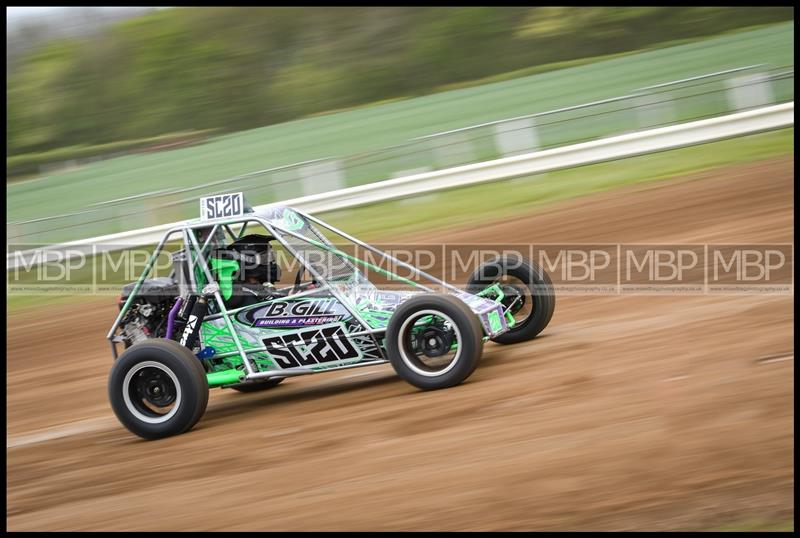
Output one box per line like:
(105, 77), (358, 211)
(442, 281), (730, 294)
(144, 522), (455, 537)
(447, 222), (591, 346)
(201, 320), (277, 387)
(199, 284), (512, 387)
(200, 321), (275, 368)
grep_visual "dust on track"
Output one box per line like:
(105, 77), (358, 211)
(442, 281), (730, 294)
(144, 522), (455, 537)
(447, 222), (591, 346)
(6, 156), (794, 531)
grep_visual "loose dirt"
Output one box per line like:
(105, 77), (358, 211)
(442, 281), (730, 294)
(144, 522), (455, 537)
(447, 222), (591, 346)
(7, 156), (793, 530)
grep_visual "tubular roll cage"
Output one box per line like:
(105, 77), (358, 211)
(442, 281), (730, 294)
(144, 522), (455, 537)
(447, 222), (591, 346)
(107, 207), (465, 385)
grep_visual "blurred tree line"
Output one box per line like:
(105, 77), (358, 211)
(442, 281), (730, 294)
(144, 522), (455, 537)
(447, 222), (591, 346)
(7, 6), (793, 157)
(6, 7), (156, 74)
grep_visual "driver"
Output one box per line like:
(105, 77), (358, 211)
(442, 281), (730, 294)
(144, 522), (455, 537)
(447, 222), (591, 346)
(212, 234), (287, 309)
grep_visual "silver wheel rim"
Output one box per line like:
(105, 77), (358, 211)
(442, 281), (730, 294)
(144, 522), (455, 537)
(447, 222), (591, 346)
(122, 361), (182, 424)
(397, 310), (462, 377)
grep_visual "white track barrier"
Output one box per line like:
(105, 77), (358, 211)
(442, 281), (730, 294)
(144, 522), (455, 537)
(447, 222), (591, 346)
(7, 102), (794, 270)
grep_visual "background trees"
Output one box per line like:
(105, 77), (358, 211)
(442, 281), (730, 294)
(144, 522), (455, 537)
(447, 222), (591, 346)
(7, 7), (793, 157)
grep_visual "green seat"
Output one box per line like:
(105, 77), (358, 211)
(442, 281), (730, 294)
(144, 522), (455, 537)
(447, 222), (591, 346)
(209, 257), (240, 301)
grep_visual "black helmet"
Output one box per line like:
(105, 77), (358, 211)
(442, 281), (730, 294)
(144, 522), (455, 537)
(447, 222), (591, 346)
(215, 234), (281, 284)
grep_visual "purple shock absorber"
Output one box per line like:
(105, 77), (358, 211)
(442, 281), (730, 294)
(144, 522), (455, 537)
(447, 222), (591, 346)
(165, 297), (184, 340)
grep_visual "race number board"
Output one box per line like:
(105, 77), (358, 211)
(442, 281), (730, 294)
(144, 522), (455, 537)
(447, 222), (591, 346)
(200, 192), (245, 221)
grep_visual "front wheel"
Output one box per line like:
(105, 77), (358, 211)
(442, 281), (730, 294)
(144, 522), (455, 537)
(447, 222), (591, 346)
(385, 294), (483, 391)
(467, 255), (555, 345)
(109, 339), (209, 440)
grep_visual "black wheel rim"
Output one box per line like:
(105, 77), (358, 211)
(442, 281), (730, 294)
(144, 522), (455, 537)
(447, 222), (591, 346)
(399, 310), (462, 376)
(123, 363), (181, 423)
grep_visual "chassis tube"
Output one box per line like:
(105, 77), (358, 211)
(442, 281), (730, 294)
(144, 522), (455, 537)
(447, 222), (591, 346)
(268, 222), (433, 292)
(299, 209), (464, 294)
(243, 359), (389, 382)
(181, 228), (198, 294)
(106, 227), (183, 341)
(188, 224), (218, 273)
(185, 228), (257, 376)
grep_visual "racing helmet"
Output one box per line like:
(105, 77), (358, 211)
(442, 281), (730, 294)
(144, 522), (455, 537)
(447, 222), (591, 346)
(214, 234), (281, 284)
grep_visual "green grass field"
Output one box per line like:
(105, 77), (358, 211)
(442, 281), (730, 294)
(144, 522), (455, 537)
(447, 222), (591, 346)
(6, 21), (794, 242)
(7, 128), (793, 312)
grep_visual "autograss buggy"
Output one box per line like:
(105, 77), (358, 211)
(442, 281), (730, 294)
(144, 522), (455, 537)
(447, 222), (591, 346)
(108, 193), (555, 439)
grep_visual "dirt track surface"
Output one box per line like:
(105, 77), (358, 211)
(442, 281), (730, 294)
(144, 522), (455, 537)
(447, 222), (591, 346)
(7, 157), (794, 531)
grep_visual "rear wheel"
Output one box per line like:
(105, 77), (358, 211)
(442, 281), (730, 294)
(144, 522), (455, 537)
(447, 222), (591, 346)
(467, 255), (555, 345)
(109, 339), (209, 440)
(385, 294), (483, 390)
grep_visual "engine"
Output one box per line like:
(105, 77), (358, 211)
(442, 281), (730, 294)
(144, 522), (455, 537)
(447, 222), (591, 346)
(118, 277), (180, 348)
